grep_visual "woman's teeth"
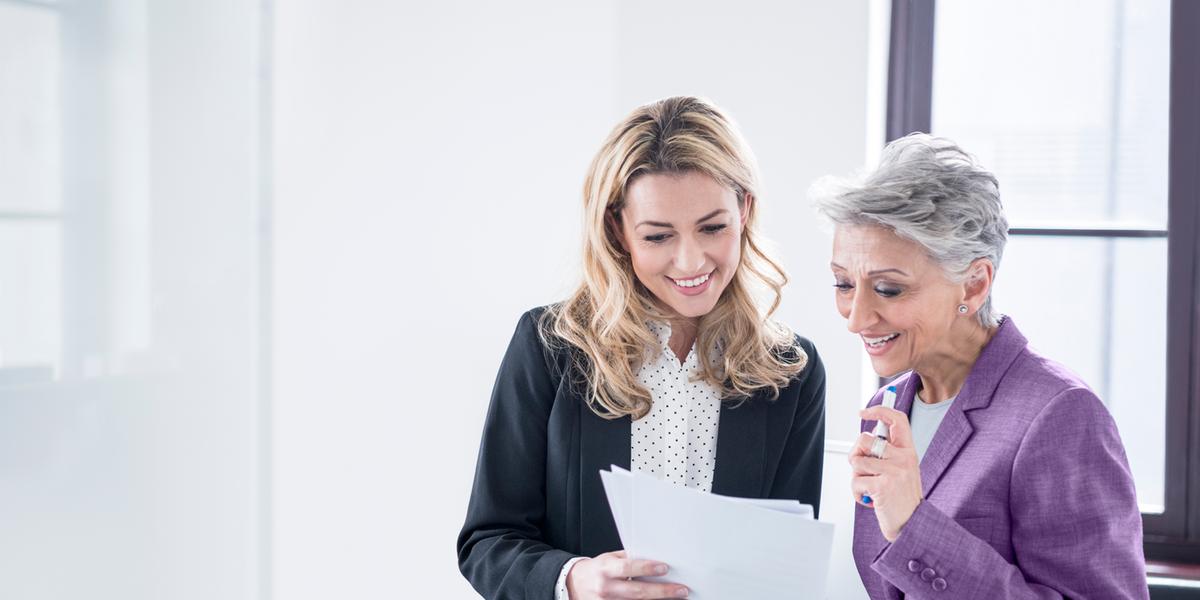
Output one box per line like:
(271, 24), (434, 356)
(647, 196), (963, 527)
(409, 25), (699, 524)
(864, 333), (899, 347)
(673, 273), (710, 288)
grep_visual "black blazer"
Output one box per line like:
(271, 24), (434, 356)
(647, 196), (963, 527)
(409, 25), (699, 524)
(457, 307), (826, 600)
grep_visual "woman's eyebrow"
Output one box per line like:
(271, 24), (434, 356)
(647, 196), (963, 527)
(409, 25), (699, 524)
(828, 263), (910, 278)
(694, 209), (727, 223)
(636, 209), (729, 229)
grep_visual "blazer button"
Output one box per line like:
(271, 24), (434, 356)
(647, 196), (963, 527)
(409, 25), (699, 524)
(920, 567), (936, 582)
(932, 577), (948, 591)
(907, 560), (923, 573)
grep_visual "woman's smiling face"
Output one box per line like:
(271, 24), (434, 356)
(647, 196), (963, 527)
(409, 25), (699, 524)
(618, 171), (747, 322)
(830, 224), (966, 377)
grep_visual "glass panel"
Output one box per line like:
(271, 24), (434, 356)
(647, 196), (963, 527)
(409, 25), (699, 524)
(0, 2), (264, 598)
(0, 221), (61, 379)
(0, 3), (60, 213)
(993, 235), (1166, 511)
(931, 0), (1170, 229)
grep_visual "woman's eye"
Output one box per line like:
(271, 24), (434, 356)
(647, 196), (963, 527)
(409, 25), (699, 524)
(644, 233), (671, 243)
(833, 282), (853, 292)
(874, 286), (902, 298)
(701, 223), (728, 234)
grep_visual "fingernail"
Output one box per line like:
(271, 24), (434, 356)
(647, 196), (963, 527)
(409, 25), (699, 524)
(675, 587), (689, 598)
(655, 564), (668, 575)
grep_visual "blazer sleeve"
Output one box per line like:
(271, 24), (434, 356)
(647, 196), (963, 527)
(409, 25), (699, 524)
(870, 387), (1149, 599)
(457, 310), (577, 600)
(768, 337), (826, 519)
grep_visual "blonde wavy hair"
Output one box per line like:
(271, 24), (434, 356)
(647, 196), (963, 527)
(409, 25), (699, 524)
(542, 96), (806, 420)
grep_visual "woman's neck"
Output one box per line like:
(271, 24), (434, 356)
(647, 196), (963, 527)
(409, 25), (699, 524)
(666, 317), (699, 363)
(915, 320), (998, 404)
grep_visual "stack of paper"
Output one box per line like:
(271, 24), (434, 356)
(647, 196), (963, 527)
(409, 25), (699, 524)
(600, 466), (834, 599)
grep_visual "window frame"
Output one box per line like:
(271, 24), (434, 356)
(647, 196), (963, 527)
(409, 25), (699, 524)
(886, 0), (1200, 562)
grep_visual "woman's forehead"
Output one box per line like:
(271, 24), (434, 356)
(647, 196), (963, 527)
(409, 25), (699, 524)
(831, 225), (929, 273)
(623, 172), (737, 217)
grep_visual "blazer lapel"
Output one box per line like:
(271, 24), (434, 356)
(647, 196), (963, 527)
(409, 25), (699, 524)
(579, 405), (631, 555)
(891, 376), (918, 422)
(913, 317), (1029, 498)
(918, 407), (974, 498)
(711, 393), (768, 498)
(893, 375), (972, 504)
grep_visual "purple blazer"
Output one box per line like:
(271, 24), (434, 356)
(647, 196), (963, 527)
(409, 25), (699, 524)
(852, 317), (1148, 599)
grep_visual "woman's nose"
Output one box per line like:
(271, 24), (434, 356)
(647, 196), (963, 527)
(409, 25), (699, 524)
(673, 236), (705, 274)
(845, 289), (876, 333)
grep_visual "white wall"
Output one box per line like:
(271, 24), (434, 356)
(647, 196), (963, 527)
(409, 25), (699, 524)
(272, 2), (874, 598)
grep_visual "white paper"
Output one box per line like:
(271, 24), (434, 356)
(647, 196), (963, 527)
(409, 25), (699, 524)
(601, 465), (834, 599)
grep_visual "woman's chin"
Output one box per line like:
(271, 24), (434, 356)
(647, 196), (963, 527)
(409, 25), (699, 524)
(665, 303), (717, 321)
(870, 359), (910, 380)
(655, 288), (723, 320)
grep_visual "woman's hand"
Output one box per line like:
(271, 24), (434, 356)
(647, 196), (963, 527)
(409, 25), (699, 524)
(850, 405), (924, 542)
(566, 550), (689, 599)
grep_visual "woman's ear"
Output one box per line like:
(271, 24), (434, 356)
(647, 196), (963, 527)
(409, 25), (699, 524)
(961, 258), (995, 311)
(740, 193), (754, 227)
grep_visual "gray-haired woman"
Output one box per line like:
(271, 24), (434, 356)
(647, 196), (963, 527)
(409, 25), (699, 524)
(817, 134), (1147, 598)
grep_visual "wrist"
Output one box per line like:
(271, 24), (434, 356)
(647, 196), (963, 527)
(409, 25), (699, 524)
(887, 497), (923, 541)
(564, 557), (589, 598)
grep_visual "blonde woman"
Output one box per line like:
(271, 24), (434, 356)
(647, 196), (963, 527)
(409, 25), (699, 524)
(457, 97), (826, 600)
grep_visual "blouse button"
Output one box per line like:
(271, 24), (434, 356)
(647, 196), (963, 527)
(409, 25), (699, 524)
(932, 577), (948, 591)
(920, 567), (936, 582)
(906, 560), (922, 573)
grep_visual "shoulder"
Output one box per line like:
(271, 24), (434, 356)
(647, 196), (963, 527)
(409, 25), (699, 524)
(762, 323), (815, 363)
(778, 332), (825, 391)
(501, 304), (573, 377)
(987, 348), (1124, 462)
(512, 304), (572, 349)
(1010, 383), (1128, 493)
(789, 334), (819, 363)
(506, 306), (549, 353)
(513, 305), (550, 339)
(998, 346), (1100, 415)
(772, 330), (821, 370)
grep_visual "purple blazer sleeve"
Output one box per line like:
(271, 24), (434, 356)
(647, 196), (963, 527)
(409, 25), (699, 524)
(870, 387), (1147, 599)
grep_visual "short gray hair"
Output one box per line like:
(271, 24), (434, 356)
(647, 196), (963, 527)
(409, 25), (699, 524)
(813, 133), (1008, 327)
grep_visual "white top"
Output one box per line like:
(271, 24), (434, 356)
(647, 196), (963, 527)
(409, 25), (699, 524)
(555, 320), (723, 599)
(910, 390), (956, 463)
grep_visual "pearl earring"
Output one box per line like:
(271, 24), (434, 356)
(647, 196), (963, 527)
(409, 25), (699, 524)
(957, 304), (969, 314)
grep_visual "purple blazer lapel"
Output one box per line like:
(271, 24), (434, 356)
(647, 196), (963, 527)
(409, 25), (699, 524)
(915, 318), (1029, 498)
(918, 407), (973, 498)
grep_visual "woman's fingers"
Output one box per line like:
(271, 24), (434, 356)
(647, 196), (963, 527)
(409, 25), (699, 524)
(849, 431), (876, 458)
(860, 406), (915, 449)
(851, 474), (875, 506)
(600, 556), (669, 579)
(849, 453), (890, 476)
(605, 578), (689, 599)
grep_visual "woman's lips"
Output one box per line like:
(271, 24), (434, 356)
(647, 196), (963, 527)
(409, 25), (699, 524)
(862, 332), (900, 356)
(669, 271), (713, 297)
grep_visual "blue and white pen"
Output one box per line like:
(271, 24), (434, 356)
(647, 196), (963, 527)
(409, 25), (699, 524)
(861, 385), (897, 506)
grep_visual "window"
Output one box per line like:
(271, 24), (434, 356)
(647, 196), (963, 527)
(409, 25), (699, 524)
(0, 2), (267, 596)
(0, 0), (61, 384)
(887, 0), (1200, 560)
